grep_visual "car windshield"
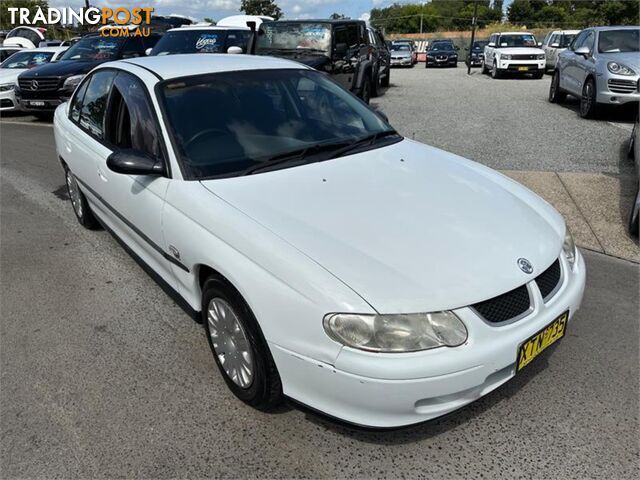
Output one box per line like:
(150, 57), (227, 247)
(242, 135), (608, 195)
(560, 34), (576, 48)
(472, 41), (487, 50)
(598, 29), (640, 53)
(59, 36), (123, 61)
(257, 23), (331, 52)
(151, 29), (250, 55)
(429, 42), (453, 51)
(160, 69), (398, 179)
(1, 50), (54, 69)
(498, 34), (537, 47)
(391, 44), (410, 51)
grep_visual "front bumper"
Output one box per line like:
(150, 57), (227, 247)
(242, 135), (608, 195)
(0, 88), (18, 111)
(272, 250), (586, 428)
(391, 57), (413, 66)
(597, 75), (640, 105)
(426, 56), (458, 67)
(15, 89), (69, 112)
(499, 60), (545, 73)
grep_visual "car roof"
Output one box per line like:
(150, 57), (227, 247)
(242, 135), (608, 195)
(264, 19), (363, 25)
(31, 46), (68, 53)
(168, 25), (250, 32)
(497, 32), (534, 35)
(591, 25), (640, 31)
(115, 53), (309, 80)
(551, 30), (581, 34)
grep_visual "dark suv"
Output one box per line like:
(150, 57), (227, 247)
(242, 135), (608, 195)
(16, 33), (160, 116)
(256, 19), (376, 103)
(425, 39), (459, 68)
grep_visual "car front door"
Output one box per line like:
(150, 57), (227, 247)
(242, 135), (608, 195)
(94, 70), (178, 283)
(331, 24), (362, 91)
(562, 30), (590, 95)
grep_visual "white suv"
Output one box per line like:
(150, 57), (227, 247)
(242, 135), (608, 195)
(482, 32), (546, 79)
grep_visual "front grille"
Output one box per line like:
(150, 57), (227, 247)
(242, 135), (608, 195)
(511, 54), (538, 60)
(535, 259), (562, 301)
(436, 55), (448, 60)
(608, 79), (638, 94)
(18, 76), (60, 92)
(471, 285), (531, 324)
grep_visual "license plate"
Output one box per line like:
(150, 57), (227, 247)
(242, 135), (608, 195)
(518, 66), (529, 71)
(29, 101), (45, 107)
(517, 311), (568, 372)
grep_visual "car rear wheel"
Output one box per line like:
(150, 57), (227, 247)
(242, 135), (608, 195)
(202, 276), (283, 410)
(381, 69), (390, 88)
(579, 78), (598, 118)
(549, 70), (567, 103)
(630, 185), (640, 237)
(64, 166), (99, 229)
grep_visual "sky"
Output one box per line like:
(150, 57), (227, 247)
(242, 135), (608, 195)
(48, 1), (512, 24)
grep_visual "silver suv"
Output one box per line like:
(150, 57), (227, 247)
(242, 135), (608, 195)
(549, 26), (639, 118)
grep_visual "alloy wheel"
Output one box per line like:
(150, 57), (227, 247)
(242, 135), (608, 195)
(207, 297), (254, 389)
(581, 81), (593, 116)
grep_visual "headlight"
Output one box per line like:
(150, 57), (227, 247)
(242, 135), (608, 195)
(323, 311), (467, 353)
(451, 54), (458, 58)
(62, 74), (85, 90)
(0, 83), (14, 92)
(562, 227), (577, 267)
(502, 54), (511, 60)
(537, 53), (545, 60)
(607, 61), (635, 76)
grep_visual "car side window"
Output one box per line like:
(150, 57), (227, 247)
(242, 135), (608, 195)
(347, 25), (359, 49)
(69, 79), (90, 123)
(571, 31), (588, 50)
(121, 36), (145, 58)
(106, 71), (163, 160)
(79, 70), (116, 140)
(549, 34), (558, 45)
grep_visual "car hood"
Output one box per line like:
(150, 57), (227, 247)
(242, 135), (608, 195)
(19, 59), (102, 78)
(599, 51), (640, 71)
(200, 140), (564, 314)
(0, 68), (24, 83)
(496, 47), (544, 55)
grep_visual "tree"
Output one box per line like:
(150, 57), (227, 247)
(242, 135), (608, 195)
(507, 0), (534, 24)
(330, 13), (346, 20)
(240, 0), (282, 20)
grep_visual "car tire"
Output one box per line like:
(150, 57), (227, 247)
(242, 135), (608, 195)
(548, 70), (567, 103)
(381, 69), (390, 88)
(34, 112), (53, 121)
(491, 61), (501, 79)
(360, 75), (372, 104)
(629, 185), (640, 237)
(481, 58), (488, 74)
(371, 72), (380, 98)
(64, 166), (99, 230)
(579, 77), (598, 118)
(533, 71), (544, 79)
(202, 276), (283, 410)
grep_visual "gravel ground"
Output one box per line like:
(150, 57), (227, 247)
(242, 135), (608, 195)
(373, 66), (636, 175)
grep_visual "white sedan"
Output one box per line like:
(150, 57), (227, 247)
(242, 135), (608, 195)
(0, 47), (67, 111)
(53, 54), (586, 428)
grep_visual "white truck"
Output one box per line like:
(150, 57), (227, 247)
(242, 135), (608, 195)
(482, 32), (546, 79)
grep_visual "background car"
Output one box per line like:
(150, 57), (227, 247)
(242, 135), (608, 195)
(257, 19), (376, 103)
(467, 39), (487, 67)
(149, 25), (251, 55)
(482, 32), (545, 79)
(541, 29), (580, 71)
(389, 42), (414, 68)
(367, 27), (391, 95)
(15, 30), (160, 117)
(549, 26), (640, 118)
(2, 26), (47, 49)
(425, 39), (459, 68)
(0, 47), (67, 111)
(391, 40), (417, 65)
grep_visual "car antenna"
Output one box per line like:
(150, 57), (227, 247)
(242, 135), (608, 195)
(247, 21), (257, 55)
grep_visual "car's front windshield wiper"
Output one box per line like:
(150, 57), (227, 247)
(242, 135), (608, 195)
(328, 130), (400, 160)
(241, 140), (354, 175)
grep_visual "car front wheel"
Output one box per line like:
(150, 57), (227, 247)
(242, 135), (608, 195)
(629, 185), (640, 237)
(481, 58), (488, 74)
(202, 276), (283, 410)
(65, 166), (99, 229)
(579, 77), (598, 118)
(491, 61), (501, 79)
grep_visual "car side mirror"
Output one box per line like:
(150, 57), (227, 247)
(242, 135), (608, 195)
(334, 42), (348, 57)
(107, 150), (164, 176)
(488, 42), (495, 47)
(550, 43), (560, 48)
(121, 51), (140, 59)
(145, 47), (152, 56)
(227, 46), (243, 54)
(574, 46), (590, 57)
